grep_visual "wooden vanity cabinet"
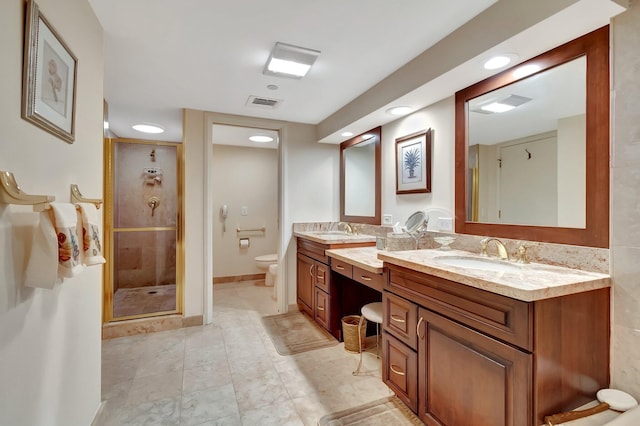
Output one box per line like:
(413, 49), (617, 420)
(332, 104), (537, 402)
(296, 252), (315, 317)
(296, 238), (374, 339)
(382, 263), (610, 426)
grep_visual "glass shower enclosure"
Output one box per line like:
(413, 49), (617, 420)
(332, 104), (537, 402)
(104, 138), (183, 321)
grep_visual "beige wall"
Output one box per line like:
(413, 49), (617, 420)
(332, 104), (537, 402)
(611, 1), (640, 399)
(212, 144), (278, 277)
(380, 97), (456, 226)
(0, 0), (103, 424)
(183, 110), (334, 313)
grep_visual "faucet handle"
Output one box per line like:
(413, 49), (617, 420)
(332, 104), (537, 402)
(515, 245), (529, 264)
(479, 238), (488, 257)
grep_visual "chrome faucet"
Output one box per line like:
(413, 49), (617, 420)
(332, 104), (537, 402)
(480, 238), (509, 260)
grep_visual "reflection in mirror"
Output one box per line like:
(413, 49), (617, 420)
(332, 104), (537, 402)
(467, 57), (586, 228)
(344, 137), (375, 216)
(455, 26), (609, 248)
(340, 127), (381, 225)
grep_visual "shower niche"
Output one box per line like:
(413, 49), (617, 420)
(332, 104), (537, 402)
(105, 139), (183, 321)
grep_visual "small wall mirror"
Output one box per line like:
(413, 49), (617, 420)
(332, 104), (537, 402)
(405, 211), (429, 234)
(455, 27), (609, 248)
(340, 127), (381, 224)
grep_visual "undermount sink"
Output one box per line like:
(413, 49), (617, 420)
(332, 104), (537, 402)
(434, 255), (522, 272)
(310, 231), (352, 236)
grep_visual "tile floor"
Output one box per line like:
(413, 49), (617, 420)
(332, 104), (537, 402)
(96, 281), (392, 425)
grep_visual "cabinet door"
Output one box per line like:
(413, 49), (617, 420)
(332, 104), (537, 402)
(296, 253), (314, 316)
(417, 308), (531, 426)
(383, 332), (418, 412)
(315, 288), (330, 331)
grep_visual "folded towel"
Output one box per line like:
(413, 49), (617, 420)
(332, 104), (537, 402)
(50, 202), (83, 278)
(24, 210), (60, 289)
(76, 202), (105, 266)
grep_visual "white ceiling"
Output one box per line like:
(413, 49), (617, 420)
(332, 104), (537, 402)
(89, 0), (625, 145)
(90, 0), (496, 141)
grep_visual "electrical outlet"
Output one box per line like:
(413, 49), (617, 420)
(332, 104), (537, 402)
(241, 206), (248, 216)
(383, 214), (393, 225)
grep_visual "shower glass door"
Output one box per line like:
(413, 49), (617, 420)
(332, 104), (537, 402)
(104, 138), (183, 321)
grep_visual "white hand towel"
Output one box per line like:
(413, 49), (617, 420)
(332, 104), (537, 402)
(50, 202), (83, 278)
(24, 210), (60, 289)
(76, 202), (106, 266)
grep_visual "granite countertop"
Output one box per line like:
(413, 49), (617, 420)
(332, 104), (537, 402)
(378, 249), (611, 302)
(325, 246), (384, 274)
(294, 230), (377, 245)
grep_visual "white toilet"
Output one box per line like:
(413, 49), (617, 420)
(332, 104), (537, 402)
(255, 253), (277, 287)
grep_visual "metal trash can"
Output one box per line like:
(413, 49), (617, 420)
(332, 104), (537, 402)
(342, 315), (366, 353)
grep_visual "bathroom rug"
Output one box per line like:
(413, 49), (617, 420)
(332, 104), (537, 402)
(261, 311), (338, 355)
(318, 396), (423, 425)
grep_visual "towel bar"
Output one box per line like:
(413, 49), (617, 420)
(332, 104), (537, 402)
(70, 184), (103, 209)
(0, 170), (54, 211)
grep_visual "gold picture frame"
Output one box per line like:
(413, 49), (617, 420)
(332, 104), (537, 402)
(22, 0), (77, 143)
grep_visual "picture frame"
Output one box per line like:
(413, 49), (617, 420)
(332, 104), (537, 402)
(22, 0), (77, 143)
(395, 128), (432, 194)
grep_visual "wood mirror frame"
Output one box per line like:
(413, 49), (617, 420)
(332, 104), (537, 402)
(455, 26), (610, 248)
(340, 126), (381, 225)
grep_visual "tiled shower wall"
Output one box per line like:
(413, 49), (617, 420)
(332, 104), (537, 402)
(113, 143), (178, 289)
(611, 1), (640, 399)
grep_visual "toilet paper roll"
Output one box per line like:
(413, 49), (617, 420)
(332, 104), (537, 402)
(239, 238), (249, 248)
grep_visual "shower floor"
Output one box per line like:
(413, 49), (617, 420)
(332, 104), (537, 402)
(113, 284), (176, 318)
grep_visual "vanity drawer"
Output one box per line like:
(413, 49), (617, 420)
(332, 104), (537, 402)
(382, 331), (417, 412)
(331, 259), (353, 279)
(353, 266), (383, 292)
(386, 264), (533, 351)
(383, 291), (418, 350)
(315, 262), (331, 293)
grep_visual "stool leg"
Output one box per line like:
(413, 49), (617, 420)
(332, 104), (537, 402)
(352, 315), (365, 376)
(375, 322), (380, 359)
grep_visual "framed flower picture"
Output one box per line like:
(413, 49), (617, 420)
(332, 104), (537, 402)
(22, 0), (77, 143)
(395, 128), (432, 194)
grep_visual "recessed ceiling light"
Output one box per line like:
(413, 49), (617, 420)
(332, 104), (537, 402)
(513, 64), (542, 79)
(480, 102), (516, 113)
(361, 134), (374, 140)
(132, 123), (164, 134)
(249, 135), (274, 143)
(341, 132), (354, 137)
(484, 54), (517, 70)
(387, 106), (413, 116)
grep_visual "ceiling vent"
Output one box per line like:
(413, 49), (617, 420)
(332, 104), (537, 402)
(246, 96), (282, 109)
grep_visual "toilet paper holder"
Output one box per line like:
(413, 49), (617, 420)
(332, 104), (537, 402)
(239, 238), (250, 248)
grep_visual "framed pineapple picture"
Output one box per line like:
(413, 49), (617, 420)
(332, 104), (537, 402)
(395, 128), (432, 194)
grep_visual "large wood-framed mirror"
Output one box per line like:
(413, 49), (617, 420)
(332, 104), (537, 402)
(340, 126), (381, 224)
(455, 26), (609, 248)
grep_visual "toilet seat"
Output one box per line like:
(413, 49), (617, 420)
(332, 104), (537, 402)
(255, 254), (277, 264)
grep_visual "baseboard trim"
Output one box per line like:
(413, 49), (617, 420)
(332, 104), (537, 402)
(91, 400), (107, 426)
(213, 273), (265, 284)
(102, 314), (204, 339)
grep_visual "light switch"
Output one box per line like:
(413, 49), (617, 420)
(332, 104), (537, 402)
(241, 206), (248, 216)
(383, 214), (393, 225)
